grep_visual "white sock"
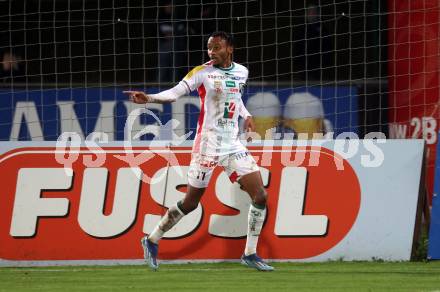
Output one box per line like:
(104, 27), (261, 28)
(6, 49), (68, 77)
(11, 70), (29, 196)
(244, 203), (266, 256)
(148, 204), (185, 244)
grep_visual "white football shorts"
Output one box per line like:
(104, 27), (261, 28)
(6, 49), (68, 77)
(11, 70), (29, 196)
(187, 151), (260, 188)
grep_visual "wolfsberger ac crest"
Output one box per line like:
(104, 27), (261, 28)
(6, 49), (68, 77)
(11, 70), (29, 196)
(223, 101), (236, 119)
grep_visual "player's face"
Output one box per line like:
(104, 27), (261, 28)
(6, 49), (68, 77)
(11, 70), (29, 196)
(207, 36), (233, 67)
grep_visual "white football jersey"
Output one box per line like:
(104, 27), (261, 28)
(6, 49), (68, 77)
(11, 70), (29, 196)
(181, 61), (250, 156)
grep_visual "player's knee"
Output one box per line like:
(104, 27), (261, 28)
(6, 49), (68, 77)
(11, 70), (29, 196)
(253, 188), (267, 206)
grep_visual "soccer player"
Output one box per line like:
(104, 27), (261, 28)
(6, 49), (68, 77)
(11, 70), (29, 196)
(123, 31), (274, 272)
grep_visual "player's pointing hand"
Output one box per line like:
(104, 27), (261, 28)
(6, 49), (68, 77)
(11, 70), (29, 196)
(123, 90), (151, 104)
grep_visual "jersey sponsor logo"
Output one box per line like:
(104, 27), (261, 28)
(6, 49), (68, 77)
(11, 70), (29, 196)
(224, 72), (246, 81)
(0, 146), (360, 261)
(216, 119), (236, 128)
(223, 101), (236, 119)
(225, 81), (236, 87)
(207, 74), (227, 80)
(229, 76), (245, 80)
(214, 81), (223, 94)
(199, 160), (218, 168)
(234, 151), (249, 160)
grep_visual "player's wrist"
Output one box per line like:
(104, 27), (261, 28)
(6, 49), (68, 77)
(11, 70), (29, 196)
(139, 93), (154, 103)
(145, 94), (154, 103)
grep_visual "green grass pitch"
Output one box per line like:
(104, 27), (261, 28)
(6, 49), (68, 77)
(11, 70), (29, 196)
(1, 261), (440, 291)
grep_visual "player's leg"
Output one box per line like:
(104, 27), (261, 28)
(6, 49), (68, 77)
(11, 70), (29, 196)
(141, 154), (216, 270)
(224, 151), (274, 271)
(148, 185), (205, 244)
(238, 171), (273, 271)
(142, 185), (205, 270)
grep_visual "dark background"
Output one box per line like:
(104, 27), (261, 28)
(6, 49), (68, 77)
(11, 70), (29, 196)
(0, 0), (387, 85)
(0, 0), (389, 137)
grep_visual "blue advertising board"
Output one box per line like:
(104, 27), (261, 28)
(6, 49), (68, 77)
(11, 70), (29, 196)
(0, 86), (357, 141)
(428, 135), (440, 260)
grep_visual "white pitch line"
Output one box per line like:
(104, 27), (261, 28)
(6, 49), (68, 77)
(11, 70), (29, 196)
(1, 267), (287, 272)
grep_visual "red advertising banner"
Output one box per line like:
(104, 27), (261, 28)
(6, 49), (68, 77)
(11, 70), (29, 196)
(0, 146), (361, 262)
(388, 0), (440, 203)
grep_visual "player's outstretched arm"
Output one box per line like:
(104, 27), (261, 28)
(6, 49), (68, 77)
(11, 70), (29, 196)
(123, 91), (152, 104)
(124, 82), (189, 104)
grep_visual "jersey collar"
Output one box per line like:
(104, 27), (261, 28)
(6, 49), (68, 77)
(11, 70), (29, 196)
(214, 62), (235, 71)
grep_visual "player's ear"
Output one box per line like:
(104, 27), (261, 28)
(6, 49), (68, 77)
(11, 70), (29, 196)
(227, 45), (234, 54)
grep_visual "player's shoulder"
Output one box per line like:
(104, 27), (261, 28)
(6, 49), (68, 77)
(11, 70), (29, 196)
(232, 62), (249, 77)
(233, 62), (249, 73)
(184, 61), (214, 79)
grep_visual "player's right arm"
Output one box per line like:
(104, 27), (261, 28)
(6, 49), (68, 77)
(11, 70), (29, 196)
(123, 82), (189, 104)
(124, 65), (205, 104)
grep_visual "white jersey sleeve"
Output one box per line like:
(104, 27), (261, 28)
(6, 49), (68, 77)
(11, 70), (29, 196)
(239, 98), (252, 119)
(182, 65), (207, 92)
(148, 82), (189, 103)
(238, 68), (250, 119)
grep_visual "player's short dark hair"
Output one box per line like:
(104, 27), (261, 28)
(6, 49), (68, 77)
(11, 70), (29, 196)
(209, 31), (234, 47)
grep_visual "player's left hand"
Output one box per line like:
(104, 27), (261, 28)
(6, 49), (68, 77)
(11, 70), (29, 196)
(244, 116), (255, 142)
